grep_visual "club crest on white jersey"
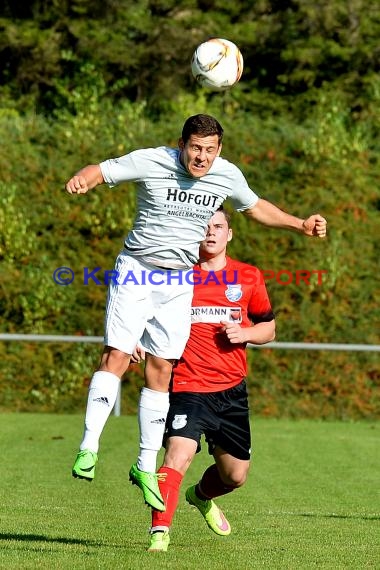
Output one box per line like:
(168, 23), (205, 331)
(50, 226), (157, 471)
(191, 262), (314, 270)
(225, 284), (242, 302)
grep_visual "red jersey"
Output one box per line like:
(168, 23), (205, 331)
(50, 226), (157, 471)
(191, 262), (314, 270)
(172, 256), (274, 393)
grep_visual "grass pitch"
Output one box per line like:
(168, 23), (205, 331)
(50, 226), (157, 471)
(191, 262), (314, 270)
(0, 414), (378, 569)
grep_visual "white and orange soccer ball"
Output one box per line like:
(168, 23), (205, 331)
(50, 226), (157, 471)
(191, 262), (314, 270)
(191, 38), (244, 91)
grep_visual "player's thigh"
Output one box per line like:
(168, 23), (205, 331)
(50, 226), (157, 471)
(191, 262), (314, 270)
(104, 253), (154, 353)
(206, 381), (251, 461)
(143, 277), (193, 359)
(165, 392), (208, 446)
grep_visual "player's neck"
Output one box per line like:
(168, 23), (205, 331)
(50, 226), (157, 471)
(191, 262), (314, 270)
(199, 251), (228, 272)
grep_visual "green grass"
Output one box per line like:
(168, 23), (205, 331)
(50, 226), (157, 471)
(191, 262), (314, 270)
(0, 415), (378, 569)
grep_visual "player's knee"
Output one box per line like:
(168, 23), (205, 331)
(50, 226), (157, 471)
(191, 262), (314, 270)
(222, 469), (248, 488)
(163, 437), (197, 475)
(144, 356), (174, 390)
(163, 451), (193, 475)
(230, 475), (247, 488)
(99, 347), (131, 375)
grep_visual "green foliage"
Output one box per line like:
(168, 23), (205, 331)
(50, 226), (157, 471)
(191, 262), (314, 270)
(0, 182), (34, 262)
(1, 0), (380, 115)
(0, 2), (379, 416)
(249, 349), (379, 420)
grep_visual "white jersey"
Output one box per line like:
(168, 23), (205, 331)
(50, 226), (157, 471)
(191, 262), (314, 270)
(100, 146), (258, 269)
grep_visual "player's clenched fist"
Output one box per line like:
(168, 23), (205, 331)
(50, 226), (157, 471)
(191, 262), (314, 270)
(302, 214), (327, 238)
(65, 164), (104, 195)
(66, 175), (89, 194)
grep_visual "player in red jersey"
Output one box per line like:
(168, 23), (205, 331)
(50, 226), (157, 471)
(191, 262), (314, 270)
(147, 208), (276, 552)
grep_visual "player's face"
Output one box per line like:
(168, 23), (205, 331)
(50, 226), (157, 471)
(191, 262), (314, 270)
(178, 134), (222, 178)
(200, 211), (232, 258)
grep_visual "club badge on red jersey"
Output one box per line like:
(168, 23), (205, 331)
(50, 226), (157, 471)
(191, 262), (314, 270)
(225, 284), (242, 302)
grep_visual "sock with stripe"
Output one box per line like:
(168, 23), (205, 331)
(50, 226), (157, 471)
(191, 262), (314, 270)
(79, 370), (120, 452)
(137, 387), (170, 472)
(151, 466), (183, 530)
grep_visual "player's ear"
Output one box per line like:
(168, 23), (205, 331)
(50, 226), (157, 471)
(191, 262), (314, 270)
(178, 138), (185, 150)
(217, 142), (222, 156)
(227, 228), (233, 242)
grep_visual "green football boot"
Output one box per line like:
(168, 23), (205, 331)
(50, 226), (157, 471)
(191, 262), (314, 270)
(72, 449), (98, 481)
(147, 530), (170, 552)
(129, 463), (165, 511)
(185, 485), (231, 536)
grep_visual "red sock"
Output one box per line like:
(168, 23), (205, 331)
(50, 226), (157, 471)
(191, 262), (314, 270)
(151, 466), (183, 529)
(197, 464), (235, 499)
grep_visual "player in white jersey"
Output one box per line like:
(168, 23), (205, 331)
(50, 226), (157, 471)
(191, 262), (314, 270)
(65, 114), (327, 511)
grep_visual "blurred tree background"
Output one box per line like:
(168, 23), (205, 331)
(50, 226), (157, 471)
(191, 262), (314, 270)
(0, 0), (379, 417)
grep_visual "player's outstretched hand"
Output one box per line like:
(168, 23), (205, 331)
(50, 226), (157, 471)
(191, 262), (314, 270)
(302, 214), (327, 238)
(65, 175), (89, 195)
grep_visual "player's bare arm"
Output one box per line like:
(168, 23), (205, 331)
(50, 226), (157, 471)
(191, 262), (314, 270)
(220, 319), (275, 345)
(244, 198), (327, 238)
(65, 164), (104, 194)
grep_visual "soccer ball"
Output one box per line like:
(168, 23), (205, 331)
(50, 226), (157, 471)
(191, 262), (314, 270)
(191, 38), (244, 91)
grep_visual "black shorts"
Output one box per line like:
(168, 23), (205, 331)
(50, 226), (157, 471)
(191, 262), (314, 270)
(165, 380), (251, 461)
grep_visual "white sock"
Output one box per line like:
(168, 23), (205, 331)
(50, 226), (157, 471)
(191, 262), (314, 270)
(79, 370), (120, 453)
(137, 387), (170, 472)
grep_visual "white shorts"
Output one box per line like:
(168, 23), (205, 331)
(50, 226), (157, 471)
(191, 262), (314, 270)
(104, 252), (193, 359)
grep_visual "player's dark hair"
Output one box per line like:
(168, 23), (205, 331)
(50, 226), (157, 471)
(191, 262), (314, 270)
(182, 114), (224, 145)
(217, 205), (232, 227)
